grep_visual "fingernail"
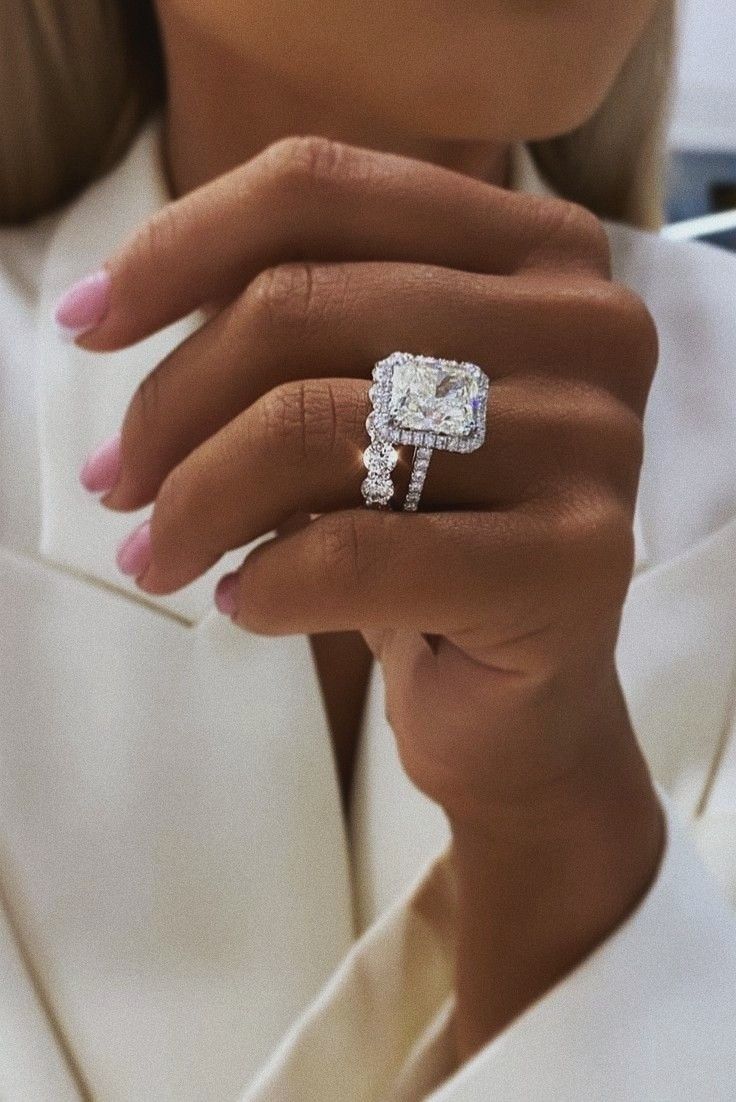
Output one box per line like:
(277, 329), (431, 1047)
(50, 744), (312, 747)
(116, 520), (152, 577)
(215, 572), (239, 616)
(79, 432), (122, 493)
(54, 268), (111, 339)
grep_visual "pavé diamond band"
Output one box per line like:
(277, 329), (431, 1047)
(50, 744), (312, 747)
(361, 352), (490, 511)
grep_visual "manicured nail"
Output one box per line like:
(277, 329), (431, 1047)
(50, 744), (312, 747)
(116, 521), (152, 577)
(54, 268), (111, 339)
(215, 572), (239, 616)
(79, 432), (122, 493)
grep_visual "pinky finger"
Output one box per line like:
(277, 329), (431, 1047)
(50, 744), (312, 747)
(215, 507), (555, 644)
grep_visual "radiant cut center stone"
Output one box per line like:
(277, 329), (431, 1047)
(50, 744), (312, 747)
(389, 359), (479, 436)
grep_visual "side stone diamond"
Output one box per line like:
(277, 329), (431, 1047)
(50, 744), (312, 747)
(361, 476), (393, 506)
(363, 443), (398, 472)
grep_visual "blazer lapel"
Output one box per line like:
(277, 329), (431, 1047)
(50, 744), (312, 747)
(34, 115), (246, 624)
(616, 513), (736, 817)
(0, 890), (84, 1101)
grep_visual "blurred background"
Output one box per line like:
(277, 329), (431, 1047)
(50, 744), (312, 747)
(666, 0), (736, 249)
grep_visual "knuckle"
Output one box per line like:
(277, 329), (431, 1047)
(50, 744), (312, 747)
(261, 134), (348, 195)
(608, 403), (645, 484)
(244, 261), (318, 340)
(233, 548), (281, 634)
(530, 198), (611, 274)
(155, 460), (198, 528)
(551, 278), (659, 401)
(582, 282), (659, 397)
(317, 511), (370, 593)
(527, 383), (645, 500)
(125, 367), (165, 452)
(570, 206), (612, 271)
(553, 491), (635, 600)
(258, 381), (307, 452)
(300, 380), (343, 457)
(343, 379), (373, 441)
(258, 379), (340, 458)
(128, 202), (180, 270)
(235, 584), (281, 635)
(586, 387), (645, 470)
(607, 284), (660, 383)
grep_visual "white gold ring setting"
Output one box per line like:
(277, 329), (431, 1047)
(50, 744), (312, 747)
(361, 352), (490, 511)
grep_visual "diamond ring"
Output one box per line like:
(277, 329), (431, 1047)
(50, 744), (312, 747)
(361, 352), (490, 511)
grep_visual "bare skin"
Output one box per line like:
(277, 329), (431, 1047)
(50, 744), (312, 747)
(77, 0), (664, 1070)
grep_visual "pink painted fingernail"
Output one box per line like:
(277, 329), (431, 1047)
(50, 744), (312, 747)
(215, 572), (239, 616)
(116, 521), (152, 577)
(79, 432), (122, 493)
(54, 268), (111, 339)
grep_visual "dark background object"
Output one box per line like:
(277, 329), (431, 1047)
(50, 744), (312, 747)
(666, 150), (736, 251)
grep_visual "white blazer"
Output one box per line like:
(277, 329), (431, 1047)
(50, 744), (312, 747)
(0, 115), (735, 1101)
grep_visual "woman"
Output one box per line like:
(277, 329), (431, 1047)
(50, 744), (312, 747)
(0, 1), (734, 1098)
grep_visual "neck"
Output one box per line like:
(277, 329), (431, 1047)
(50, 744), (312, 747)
(157, 8), (510, 199)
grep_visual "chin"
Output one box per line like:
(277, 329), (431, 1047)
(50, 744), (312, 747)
(386, 63), (620, 145)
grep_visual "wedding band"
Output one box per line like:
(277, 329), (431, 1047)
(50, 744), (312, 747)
(361, 352), (490, 511)
(361, 437), (399, 508)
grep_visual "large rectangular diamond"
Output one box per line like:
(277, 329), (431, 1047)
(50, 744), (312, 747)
(388, 357), (480, 437)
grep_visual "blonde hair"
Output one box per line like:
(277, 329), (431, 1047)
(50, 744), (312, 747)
(1, 1), (674, 229)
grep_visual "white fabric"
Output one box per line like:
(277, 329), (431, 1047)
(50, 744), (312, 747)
(244, 794), (736, 1102)
(0, 118), (733, 1099)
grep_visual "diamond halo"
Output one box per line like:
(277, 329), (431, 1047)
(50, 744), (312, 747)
(361, 352), (490, 511)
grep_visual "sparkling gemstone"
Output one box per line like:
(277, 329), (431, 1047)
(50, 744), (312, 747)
(361, 476), (393, 505)
(388, 358), (480, 436)
(363, 443), (399, 471)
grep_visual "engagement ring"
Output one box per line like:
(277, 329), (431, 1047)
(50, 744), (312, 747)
(362, 352), (490, 511)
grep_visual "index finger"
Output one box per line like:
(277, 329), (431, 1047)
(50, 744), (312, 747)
(67, 136), (610, 353)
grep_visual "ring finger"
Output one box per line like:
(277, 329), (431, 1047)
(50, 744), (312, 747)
(102, 261), (641, 513)
(134, 373), (639, 595)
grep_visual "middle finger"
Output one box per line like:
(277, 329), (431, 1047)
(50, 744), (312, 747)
(134, 373), (640, 595)
(103, 261), (640, 512)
